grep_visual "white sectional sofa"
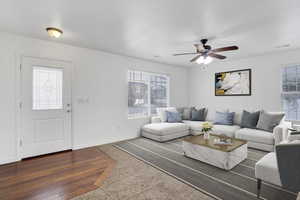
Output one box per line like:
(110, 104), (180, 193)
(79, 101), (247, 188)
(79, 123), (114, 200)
(141, 108), (290, 151)
(142, 122), (189, 142)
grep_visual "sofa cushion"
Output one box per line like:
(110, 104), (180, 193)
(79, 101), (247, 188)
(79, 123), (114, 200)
(214, 111), (235, 125)
(235, 128), (274, 145)
(142, 129), (190, 142)
(255, 152), (282, 186)
(182, 107), (194, 120)
(176, 107), (186, 115)
(157, 107), (177, 122)
(191, 108), (206, 121)
(211, 125), (240, 138)
(166, 111), (182, 123)
(240, 110), (260, 129)
(142, 123), (189, 136)
(182, 120), (206, 131)
(256, 110), (285, 132)
(176, 107), (194, 116)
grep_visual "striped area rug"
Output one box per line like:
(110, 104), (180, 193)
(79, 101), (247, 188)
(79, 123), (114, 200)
(114, 137), (297, 200)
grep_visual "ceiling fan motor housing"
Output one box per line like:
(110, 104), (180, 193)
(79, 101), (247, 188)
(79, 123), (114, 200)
(200, 39), (208, 45)
(200, 39), (211, 50)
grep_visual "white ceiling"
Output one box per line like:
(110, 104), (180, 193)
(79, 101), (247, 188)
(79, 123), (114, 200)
(1, 0), (300, 67)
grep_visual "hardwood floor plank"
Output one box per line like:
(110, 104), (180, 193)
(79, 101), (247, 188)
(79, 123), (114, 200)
(0, 147), (115, 200)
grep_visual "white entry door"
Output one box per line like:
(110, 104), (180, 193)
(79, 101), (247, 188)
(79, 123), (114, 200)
(20, 57), (72, 158)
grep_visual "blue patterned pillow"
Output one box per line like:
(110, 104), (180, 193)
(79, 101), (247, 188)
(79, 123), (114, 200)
(214, 111), (235, 125)
(166, 111), (182, 123)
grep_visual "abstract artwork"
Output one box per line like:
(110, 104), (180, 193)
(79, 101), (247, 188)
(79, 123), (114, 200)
(215, 69), (251, 96)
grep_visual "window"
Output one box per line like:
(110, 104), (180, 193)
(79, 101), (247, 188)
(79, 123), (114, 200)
(128, 70), (169, 118)
(281, 65), (300, 121)
(33, 66), (63, 110)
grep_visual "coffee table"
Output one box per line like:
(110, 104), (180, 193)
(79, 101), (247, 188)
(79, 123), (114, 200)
(182, 134), (247, 170)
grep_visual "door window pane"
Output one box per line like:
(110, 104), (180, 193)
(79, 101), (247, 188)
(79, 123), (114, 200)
(33, 66), (63, 110)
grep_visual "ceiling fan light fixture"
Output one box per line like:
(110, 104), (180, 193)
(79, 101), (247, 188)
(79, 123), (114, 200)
(196, 56), (213, 65)
(196, 56), (205, 64)
(46, 27), (63, 38)
(203, 56), (213, 64)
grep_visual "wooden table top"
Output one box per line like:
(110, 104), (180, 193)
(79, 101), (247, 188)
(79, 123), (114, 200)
(183, 134), (247, 152)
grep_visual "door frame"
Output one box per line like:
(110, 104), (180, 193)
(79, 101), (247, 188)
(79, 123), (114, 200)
(16, 55), (74, 160)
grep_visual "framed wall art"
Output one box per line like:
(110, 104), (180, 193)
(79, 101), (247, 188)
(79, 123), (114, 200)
(215, 69), (251, 96)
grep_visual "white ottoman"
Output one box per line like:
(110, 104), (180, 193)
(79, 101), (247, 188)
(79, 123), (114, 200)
(142, 123), (189, 142)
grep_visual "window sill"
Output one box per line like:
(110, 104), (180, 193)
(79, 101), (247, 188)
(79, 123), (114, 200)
(128, 114), (160, 120)
(128, 116), (150, 120)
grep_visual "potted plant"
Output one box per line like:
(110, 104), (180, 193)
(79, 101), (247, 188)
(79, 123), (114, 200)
(202, 122), (213, 139)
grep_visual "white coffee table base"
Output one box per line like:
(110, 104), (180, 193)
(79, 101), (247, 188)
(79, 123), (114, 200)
(183, 141), (248, 170)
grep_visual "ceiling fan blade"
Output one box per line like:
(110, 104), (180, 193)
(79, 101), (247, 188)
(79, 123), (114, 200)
(190, 55), (202, 62)
(212, 46), (239, 53)
(173, 53), (198, 56)
(209, 53), (226, 59)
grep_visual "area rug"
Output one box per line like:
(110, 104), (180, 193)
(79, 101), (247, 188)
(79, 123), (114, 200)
(114, 137), (297, 200)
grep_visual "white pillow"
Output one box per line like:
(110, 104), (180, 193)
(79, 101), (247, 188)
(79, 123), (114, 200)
(156, 107), (177, 122)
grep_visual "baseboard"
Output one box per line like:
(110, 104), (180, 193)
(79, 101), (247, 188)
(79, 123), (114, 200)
(0, 156), (19, 165)
(0, 137), (139, 164)
(72, 136), (138, 150)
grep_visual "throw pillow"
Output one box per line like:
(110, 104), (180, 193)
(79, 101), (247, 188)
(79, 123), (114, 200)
(176, 107), (186, 115)
(191, 108), (206, 121)
(256, 110), (285, 132)
(156, 107), (177, 122)
(214, 111), (235, 125)
(182, 107), (195, 120)
(166, 111), (182, 123)
(240, 110), (260, 129)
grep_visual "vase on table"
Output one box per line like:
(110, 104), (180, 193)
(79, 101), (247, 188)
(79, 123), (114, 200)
(203, 131), (210, 140)
(202, 122), (213, 140)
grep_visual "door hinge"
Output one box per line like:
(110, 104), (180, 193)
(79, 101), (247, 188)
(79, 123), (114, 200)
(19, 139), (23, 147)
(19, 102), (22, 109)
(19, 64), (22, 71)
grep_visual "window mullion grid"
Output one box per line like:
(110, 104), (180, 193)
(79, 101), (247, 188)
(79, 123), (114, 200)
(147, 73), (151, 116)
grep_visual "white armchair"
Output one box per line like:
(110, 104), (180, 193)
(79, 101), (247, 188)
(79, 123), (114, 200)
(255, 140), (300, 198)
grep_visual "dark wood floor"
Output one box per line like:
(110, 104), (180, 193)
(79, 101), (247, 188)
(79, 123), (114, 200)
(0, 147), (116, 200)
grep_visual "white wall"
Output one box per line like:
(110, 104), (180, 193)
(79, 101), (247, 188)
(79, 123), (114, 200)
(0, 32), (189, 164)
(188, 50), (300, 120)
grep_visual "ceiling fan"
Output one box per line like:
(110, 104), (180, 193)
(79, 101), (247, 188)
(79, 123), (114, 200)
(173, 39), (239, 64)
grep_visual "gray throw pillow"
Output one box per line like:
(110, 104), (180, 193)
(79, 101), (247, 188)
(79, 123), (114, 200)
(241, 110), (260, 129)
(176, 107), (186, 117)
(191, 108), (206, 121)
(182, 107), (195, 120)
(256, 110), (285, 132)
(214, 111), (235, 125)
(166, 111), (182, 123)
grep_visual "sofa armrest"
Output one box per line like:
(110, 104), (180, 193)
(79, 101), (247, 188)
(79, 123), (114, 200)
(273, 124), (290, 145)
(151, 116), (162, 123)
(288, 134), (300, 142)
